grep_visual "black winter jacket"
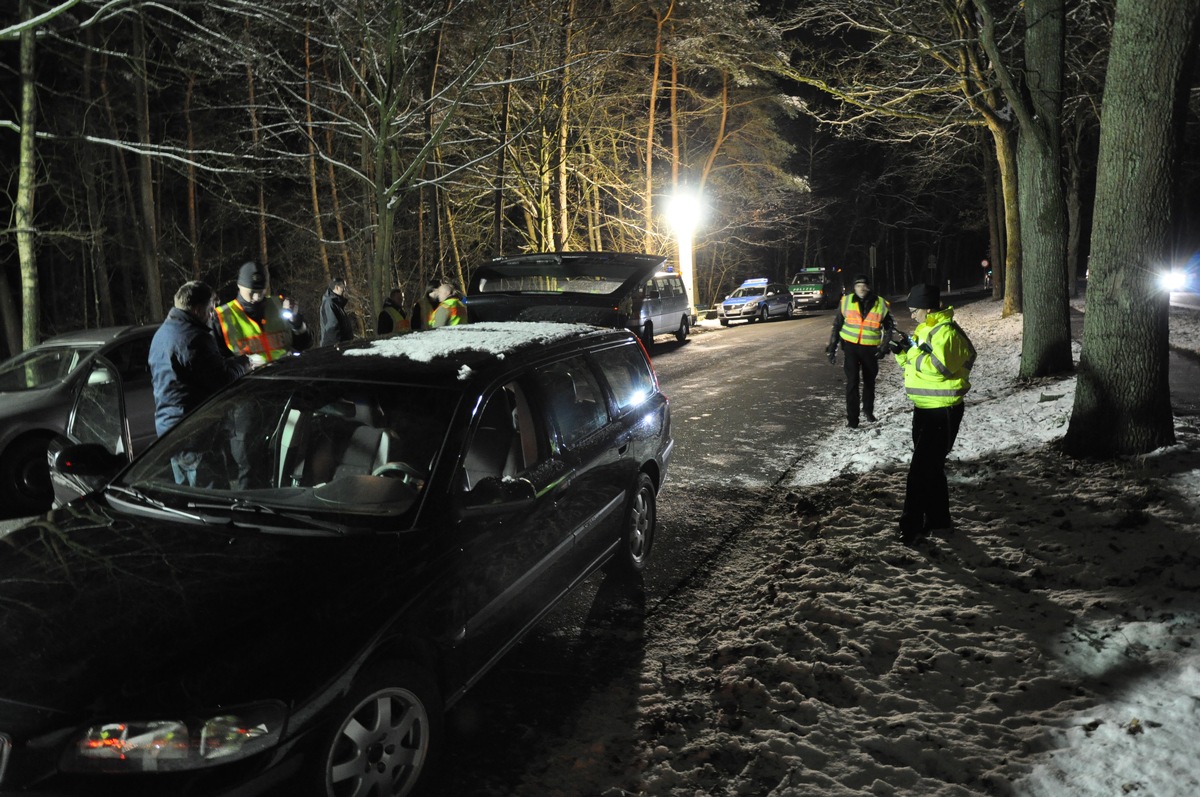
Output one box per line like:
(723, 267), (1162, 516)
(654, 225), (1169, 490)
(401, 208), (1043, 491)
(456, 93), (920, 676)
(150, 307), (250, 436)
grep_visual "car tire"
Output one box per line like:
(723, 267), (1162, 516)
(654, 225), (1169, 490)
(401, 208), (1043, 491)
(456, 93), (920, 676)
(0, 434), (54, 518)
(784, 302), (794, 320)
(758, 306), (768, 323)
(311, 661), (443, 797)
(607, 472), (655, 576)
(640, 322), (654, 349)
(674, 316), (689, 342)
(719, 318), (729, 327)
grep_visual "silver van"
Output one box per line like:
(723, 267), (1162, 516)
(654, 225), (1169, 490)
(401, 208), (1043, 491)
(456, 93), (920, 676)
(632, 269), (694, 346)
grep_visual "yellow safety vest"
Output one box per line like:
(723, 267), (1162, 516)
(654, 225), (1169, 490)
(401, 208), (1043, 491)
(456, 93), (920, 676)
(897, 307), (977, 409)
(429, 297), (468, 327)
(383, 306), (411, 333)
(838, 294), (889, 346)
(215, 297), (292, 362)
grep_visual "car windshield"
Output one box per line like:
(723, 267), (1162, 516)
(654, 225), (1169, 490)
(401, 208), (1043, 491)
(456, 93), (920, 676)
(0, 344), (98, 391)
(730, 285), (766, 298)
(119, 376), (458, 526)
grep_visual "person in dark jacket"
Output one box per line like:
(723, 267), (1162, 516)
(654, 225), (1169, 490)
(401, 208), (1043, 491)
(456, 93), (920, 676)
(410, 278), (441, 331)
(150, 281), (251, 484)
(319, 277), (355, 346)
(376, 288), (411, 335)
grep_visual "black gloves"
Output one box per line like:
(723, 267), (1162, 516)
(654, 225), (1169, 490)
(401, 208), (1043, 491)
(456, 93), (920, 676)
(887, 334), (913, 355)
(826, 346), (837, 364)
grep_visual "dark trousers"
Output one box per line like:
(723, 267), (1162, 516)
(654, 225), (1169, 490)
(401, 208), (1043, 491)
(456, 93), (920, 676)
(900, 403), (965, 532)
(842, 343), (879, 422)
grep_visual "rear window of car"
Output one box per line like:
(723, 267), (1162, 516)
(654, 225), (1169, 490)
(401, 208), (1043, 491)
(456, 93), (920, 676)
(591, 344), (656, 415)
(472, 261), (641, 296)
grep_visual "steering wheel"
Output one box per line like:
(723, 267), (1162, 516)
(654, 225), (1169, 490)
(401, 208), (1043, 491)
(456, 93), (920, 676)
(370, 461), (426, 487)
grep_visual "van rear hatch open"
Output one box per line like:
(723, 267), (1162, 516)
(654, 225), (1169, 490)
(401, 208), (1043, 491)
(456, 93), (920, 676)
(466, 252), (666, 327)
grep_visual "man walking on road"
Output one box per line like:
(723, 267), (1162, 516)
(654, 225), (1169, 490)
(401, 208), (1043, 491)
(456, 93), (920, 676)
(826, 274), (894, 428)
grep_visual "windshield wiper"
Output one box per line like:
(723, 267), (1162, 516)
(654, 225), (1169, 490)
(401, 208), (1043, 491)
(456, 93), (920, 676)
(105, 484), (222, 524)
(185, 499), (348, 535)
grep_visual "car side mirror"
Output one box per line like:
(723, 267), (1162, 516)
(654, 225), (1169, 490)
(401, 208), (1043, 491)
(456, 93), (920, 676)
(458, 476), (536, 518)
(52, 443), (127, 478)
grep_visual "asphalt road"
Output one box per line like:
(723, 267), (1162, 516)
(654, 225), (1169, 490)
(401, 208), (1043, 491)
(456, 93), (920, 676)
(426, 310), (848, 795)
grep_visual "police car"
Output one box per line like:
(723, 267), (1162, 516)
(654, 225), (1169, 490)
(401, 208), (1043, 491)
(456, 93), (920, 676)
(717, 278), (794, 326)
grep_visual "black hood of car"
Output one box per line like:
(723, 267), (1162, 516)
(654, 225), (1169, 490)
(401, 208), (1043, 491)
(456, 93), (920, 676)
(0, 499), (436, 739)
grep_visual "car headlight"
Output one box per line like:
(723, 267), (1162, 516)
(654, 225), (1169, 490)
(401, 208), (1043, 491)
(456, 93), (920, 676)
(1160, 269), (1188, 292)
(61, 702), (286, 773)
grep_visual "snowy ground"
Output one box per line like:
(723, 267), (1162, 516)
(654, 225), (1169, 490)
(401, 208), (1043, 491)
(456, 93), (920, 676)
(509, 296), (1200, 796)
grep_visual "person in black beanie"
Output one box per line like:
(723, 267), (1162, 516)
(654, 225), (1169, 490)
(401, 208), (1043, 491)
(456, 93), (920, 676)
(887, 282), (977, 544)
(826, 273), (894, 427)
(211, 260), (312, 488)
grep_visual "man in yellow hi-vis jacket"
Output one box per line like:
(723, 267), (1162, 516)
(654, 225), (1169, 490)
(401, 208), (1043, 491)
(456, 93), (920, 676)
(889, 283), (976, 545)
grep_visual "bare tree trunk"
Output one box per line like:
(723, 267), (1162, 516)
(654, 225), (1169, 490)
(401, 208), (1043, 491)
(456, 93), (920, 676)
(245, 19), (268, 267)
(492, 32), (514, 256)
(82, 35), (114, 326)
(554, 0), (574, 251)
(185, 73), (201, 279)
(982, 144), (1002, 300)
(1013, 0), (1072, 378)
(133, 19), (164, 319)
(1064, 122), (1085, 297)
(305, 20), (331, 281)
(16, 0), (39, 349)
(643, 2), (674, 253)
(1064, 0), (1199, 457)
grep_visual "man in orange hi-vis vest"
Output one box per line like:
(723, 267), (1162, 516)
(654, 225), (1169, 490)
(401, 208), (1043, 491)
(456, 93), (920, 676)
(211, 260), (312, 488)
(825, 273), (894, 428)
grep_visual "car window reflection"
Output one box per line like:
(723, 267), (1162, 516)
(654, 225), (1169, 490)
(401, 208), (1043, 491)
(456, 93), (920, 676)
(121, 379), (457, 521)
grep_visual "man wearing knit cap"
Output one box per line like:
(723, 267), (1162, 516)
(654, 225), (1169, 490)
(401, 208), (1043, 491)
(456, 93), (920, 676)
(826, 273), (894, 427)
(211, 260), (312, 488)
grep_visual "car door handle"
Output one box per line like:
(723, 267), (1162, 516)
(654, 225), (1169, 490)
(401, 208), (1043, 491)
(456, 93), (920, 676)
(616, 442), (629, 455)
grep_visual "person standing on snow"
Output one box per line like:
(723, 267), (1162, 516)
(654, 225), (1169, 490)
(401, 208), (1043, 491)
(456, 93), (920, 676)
(319, 277), (355, 346)
(889, 283), (976, 545)
(826, 273), (894, 428)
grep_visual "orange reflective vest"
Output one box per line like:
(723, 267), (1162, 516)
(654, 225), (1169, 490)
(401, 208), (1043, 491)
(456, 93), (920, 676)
(838, 294), (889, 346)
(429, 297), (468, 327)
(215, 297), (292, 362)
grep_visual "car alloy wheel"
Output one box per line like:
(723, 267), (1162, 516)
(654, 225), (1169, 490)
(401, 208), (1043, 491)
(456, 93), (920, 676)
(758, 306), (768, 323)
(609, 472), (656, 575)
(321, 663), (442, 797)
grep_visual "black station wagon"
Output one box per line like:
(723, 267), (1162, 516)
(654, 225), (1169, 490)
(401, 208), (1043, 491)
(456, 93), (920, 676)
(0, 322), (673, 797)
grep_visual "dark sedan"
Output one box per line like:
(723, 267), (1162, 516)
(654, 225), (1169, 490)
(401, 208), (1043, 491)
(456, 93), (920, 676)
(0, 325), (157, 517)
(0, 321), (672, 797)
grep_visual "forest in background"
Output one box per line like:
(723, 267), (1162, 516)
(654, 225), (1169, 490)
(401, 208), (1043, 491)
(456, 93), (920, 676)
(2, 0), (999, 350)
(4, 0), (1200, 458)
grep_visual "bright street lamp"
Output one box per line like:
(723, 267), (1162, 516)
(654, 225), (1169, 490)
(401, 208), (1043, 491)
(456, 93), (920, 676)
(666, 189), (702, 317)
